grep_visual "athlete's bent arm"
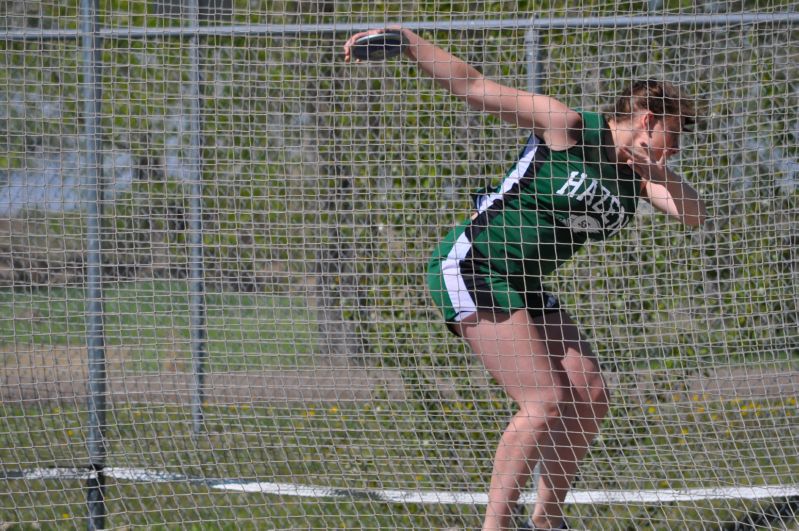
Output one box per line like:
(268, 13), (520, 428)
(627, 153), (706, 227)
(641, 168), (707, 228)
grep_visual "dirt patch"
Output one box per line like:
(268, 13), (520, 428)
(1, 344), (797, 406)
(0, 345), (408, 405)
(606, 366), (799, 403)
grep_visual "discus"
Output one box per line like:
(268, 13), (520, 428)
(350, 30), (406, 61)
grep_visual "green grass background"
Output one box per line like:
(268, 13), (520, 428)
(0, 280), (320, 372)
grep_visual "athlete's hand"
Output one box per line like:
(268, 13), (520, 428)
(343, 29), (377, 63)
(621, 143), (669, 183)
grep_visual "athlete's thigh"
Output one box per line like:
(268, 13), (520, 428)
(534, 310), (605, 400)
(460, 309), (569, 406)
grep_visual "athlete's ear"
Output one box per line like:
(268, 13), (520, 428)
(642, 111), (658, 134)
(632, 110), (652, 135)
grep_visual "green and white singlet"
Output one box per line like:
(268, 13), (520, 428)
(427, 111), (641, 324)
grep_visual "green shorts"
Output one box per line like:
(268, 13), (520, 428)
(427, 228), (560, 327)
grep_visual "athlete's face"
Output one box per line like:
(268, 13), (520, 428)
(632, 112), (682, 164)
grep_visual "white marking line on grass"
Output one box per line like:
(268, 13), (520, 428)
(12, 467), (799, 506)
(217, 482), (799, 506)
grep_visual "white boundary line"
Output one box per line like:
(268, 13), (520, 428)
(7, 467), (799, 506)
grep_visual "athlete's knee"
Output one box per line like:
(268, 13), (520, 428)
(561, 355), (608, 408)
(573, 376), (610, 421)
(516, 385), (570, 428)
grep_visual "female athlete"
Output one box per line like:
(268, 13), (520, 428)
(345, 27), (707, 531)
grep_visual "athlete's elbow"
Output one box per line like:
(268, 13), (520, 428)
(681, 203), (708, 228)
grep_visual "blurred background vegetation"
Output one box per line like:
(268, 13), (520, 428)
(1, 0), (794, 369)
(0, 0), (797, 528)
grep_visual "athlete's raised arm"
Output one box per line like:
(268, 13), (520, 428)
(344, 27), (581, 150)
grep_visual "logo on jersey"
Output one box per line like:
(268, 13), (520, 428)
(561, 214), (603, 233)
(555, 171), (630, 236)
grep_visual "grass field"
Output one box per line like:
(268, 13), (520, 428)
(0, 281), (797, 529)
(1, 387), (797, 528)
(0, 280), (320, 372)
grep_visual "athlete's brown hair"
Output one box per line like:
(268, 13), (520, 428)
(608, 80), (697, 132)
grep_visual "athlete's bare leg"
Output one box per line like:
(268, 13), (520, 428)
(528, 310), (609, 529)
(457, 309), (608, 531)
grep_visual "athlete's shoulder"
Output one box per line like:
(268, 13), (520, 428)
(574, 110), (605, 146)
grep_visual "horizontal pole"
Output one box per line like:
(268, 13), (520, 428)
(2, 12), (799, 42)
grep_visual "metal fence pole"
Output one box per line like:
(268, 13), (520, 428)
(524, 15), (541, 93)
(79, 0), (107, 528)
(186, 0), (209, 436)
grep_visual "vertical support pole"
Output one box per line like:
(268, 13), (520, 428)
(524, 16), (541, 94)
(186, 0), (209, 436)
(523, 18), (543, 510)
(80, 0), (107, 528)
